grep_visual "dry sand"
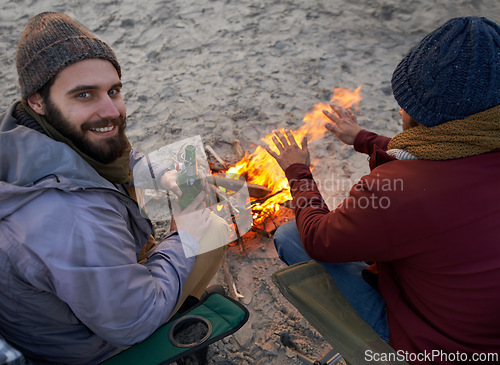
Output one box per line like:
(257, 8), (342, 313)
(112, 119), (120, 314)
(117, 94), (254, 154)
(1, 0), (499, 364)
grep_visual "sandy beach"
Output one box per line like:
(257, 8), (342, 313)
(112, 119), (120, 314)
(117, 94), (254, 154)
(2, 0), (499, 363)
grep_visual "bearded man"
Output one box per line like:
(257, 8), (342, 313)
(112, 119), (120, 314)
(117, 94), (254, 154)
(0, 12), (229, 364)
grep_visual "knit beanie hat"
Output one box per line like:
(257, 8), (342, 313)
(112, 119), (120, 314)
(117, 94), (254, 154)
(391, 17), (500, 127)
(16, 12), (121, 99)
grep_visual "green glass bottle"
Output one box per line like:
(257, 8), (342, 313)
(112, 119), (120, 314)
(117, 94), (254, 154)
(176, 145), (202, 210)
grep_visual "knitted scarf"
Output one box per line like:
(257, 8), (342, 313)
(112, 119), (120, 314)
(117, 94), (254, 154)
(19, 100), (133, 184)
(387, 105), (500, 160)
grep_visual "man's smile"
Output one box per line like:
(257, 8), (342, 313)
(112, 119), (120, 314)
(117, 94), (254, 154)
(89, 125), (116, 134)
(90, 125), (115, 133)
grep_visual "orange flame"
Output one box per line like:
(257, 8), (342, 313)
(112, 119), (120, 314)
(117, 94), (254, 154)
(227, 87), (362, 223)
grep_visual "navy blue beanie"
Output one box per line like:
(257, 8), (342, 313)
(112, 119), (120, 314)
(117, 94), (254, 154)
(391, 17), (500, 127)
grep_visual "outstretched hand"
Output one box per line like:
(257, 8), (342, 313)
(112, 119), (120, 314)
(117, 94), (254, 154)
(265, 129), (310, 172)
(322, 103), (362, 145)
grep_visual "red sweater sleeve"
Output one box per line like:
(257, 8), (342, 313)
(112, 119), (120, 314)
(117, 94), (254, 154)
(354, 130), (391, 155)
(284, 163), (396, 263)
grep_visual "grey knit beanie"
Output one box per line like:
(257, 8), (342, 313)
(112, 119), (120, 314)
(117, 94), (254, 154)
(16, 12), (121, 99)
(391, 16), (500, 127)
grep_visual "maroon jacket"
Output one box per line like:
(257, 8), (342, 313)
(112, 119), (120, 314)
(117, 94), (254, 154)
(285, 130), (500, 363)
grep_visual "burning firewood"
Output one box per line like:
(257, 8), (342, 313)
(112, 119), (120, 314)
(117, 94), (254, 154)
(250, 225), (272, 238)
(205, 145), (228, 170)
(207, 175), (272, 199)
(232, 139), (245, 160)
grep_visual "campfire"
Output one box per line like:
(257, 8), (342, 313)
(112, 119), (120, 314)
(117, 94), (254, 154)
(137, 87), (363, 298)
(211, 87), (362, 237)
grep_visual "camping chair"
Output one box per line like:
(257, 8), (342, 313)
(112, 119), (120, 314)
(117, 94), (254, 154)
(272, 260), (409, 365)
(0, 293), (248, 365)
(102, 292), (249, 365)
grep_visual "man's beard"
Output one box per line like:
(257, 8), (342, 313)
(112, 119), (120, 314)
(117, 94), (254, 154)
(43, 99), (129, 164)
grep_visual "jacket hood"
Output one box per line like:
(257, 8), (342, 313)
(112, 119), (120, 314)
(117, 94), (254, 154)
(0, 102), (116, 220)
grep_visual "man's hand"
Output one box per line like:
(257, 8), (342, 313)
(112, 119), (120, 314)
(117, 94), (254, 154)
(160, 170), (182, 196)
(323, 103), (362, 145)
(265, 129), (310, 172)
(170, 190), (212, 242)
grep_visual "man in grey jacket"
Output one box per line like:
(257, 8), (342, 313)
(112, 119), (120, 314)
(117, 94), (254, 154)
(0, 12), (229, 364)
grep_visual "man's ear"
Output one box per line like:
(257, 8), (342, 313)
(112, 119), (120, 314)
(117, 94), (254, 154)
(26, 93), (46, 115)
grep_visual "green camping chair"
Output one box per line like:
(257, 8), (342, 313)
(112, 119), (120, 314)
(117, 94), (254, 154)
(0, 293), (248, 365)
(272, 260), (409, 365)
(102, 292), (249, 365)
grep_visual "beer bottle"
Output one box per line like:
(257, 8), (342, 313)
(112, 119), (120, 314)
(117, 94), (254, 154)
(176, 145), (202, 210)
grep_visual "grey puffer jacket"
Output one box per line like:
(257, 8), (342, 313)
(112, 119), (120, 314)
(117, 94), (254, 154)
(0, 102), (198, 364)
